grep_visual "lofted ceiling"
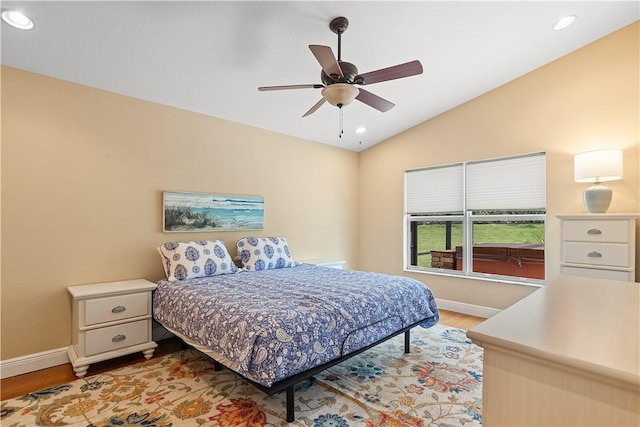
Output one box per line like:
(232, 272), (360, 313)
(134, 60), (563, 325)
(1, 1), (638, 152)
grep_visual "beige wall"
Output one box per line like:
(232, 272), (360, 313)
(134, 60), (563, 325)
(2, 22), (639, 362)
(0, 67), (359, 359)
(359, 22), (640, 308)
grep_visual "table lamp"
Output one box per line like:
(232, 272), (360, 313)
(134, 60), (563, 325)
(574, 149), (623, 213)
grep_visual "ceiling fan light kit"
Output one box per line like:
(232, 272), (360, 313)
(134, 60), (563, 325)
(258, 15), (423, 130)
(322, 83), (359, 107)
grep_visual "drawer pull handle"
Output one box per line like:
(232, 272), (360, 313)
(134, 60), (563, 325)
(587, 229), (602, 235)
(111, 306), (126, 313)
(587, 251), (603, 258)
(112, 334), (126, 343)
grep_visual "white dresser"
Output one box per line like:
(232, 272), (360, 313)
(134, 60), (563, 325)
(67, 279), (157, 377)
(557, 214), (639, 282)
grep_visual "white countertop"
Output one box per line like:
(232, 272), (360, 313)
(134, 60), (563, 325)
(467, 275), (639, 387)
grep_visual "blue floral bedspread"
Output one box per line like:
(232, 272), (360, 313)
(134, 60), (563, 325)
(152, 264), (439, 387)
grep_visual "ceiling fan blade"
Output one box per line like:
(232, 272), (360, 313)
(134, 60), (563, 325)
(356, 60), (423, 85)
(355, 88), (395, 112)
(309, 45), (343, 78)
(258, 84), (323, 91)
(302, 98), (327, 117)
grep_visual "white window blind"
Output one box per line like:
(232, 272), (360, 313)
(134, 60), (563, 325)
(405, 164), (464, 214)
(466, 153), (546, 210)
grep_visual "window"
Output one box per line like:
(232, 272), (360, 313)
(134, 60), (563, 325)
(404, 153), (546, 284)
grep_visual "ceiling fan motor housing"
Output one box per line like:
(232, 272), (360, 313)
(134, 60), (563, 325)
(321, 61), (359, 85)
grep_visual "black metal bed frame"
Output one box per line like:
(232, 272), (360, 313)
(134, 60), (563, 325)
(207, 318), (430, 422)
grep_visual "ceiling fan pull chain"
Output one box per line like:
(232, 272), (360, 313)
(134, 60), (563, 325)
(339, 107), (344, 138)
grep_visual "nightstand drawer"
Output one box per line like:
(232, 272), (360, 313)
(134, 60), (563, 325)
(563, 242), (629, 267)
(563, 220), (628, 243)
(84, 320), (149, 356)
(84, 292), (149, 326)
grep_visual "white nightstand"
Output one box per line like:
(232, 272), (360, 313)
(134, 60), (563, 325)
(557, 214), (639, 282)
(67, 279), (158, 378)
(301, 259), (346, 269)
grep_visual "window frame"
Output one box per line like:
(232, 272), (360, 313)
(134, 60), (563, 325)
(404, 153), (546, 286)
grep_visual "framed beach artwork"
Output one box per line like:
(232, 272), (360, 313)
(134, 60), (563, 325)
(163, 191), (264, 232)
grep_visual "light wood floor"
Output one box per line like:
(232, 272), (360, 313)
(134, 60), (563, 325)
(438, 309), (486, 330)
(0, 310), (485, 401)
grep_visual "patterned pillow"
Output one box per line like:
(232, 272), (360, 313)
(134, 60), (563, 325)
(158, 240), (238, 281)
(236, 237), (295, 271)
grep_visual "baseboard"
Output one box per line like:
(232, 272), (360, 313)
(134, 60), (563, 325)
(2, 325), (174, 379)
(1, 347), (69, 379)
(436, 298), (501, 319)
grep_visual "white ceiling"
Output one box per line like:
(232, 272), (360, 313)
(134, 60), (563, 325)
(1, 1), (638, 152)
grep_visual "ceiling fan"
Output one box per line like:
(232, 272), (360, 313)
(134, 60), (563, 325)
(258, 16), (423, 118)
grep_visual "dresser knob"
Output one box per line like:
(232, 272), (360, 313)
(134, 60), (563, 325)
(587, 251), (602, 258)
(587, 228), (602, 235)
(111, 306), (126, 313)
(112, 334), (126, 343)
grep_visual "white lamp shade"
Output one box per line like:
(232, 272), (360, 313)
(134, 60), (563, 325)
(574, 149), (623, 183)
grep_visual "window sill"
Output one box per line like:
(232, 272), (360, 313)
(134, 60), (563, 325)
(404, 266), (546, 288)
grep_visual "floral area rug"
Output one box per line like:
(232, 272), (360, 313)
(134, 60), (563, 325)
(1, 324), (482, 426)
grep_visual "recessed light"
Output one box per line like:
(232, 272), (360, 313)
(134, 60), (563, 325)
(553, 15), (576, 31)
(355, 127), (366, 134)
(2, 10), (34, 30)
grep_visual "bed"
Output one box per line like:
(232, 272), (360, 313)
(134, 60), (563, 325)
(153, 238), (439, 421)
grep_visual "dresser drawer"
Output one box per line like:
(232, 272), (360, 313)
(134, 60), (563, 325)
(84, 320), (149, 356)
(84, 292), (149, 326)
(562, 266), (633, 282)
(563, 242), (630, 267)
(563, 220), (628, 243)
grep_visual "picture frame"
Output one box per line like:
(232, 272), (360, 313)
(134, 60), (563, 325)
(163, 191), (264, 232)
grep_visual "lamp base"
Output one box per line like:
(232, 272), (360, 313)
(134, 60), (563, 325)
(583, 183), (612, 213)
